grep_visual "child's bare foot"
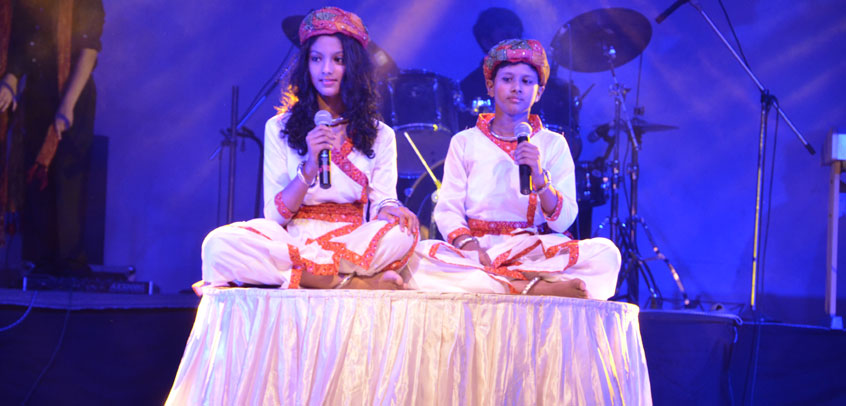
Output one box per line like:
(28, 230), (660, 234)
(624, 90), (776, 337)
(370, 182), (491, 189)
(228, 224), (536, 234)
(346, 270), (404, 290)
(518, 278), (589, 298)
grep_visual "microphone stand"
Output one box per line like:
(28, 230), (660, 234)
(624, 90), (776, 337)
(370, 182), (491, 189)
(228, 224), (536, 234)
(683, 0), (815, 314)
(210, 45), (295, 223)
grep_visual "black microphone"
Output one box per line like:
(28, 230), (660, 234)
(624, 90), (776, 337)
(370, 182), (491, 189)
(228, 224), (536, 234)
(314, 110), (333, 189)
(655, 0), (689, 24)
(515, 122), (533, 195)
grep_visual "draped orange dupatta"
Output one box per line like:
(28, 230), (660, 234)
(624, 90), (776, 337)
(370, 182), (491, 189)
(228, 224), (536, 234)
(27, 0), (74, 189)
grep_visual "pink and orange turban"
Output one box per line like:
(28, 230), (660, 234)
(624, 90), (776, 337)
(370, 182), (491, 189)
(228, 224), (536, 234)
(298, 7), (369, 48)
(483, 39), (550, 86)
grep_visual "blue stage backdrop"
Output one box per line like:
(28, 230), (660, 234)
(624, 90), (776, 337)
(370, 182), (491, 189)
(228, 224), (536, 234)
(90, 0), (844, 323)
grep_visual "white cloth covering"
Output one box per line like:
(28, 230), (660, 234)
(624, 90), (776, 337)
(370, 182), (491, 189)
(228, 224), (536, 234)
(166, 288), (652, 405)
(201, 114), (416, 288)
(408, 115), (620, 299)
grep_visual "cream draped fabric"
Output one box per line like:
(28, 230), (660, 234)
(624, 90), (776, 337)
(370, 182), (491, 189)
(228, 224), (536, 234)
(167, 288), (651, 405)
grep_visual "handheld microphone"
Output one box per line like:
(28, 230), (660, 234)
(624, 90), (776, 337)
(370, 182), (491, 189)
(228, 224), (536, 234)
(514, 122), (533, 195)
(314, 110), (333, 189)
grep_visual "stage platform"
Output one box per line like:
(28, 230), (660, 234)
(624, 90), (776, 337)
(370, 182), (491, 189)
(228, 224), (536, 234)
(1, 288), (845, 405)
(167, 288), (651, 405)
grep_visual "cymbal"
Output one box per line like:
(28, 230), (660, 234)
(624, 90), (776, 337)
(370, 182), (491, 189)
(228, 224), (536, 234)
(629, 116), (678, 133)
(588, 117), (677, 142)
(282, 15), (304, 45)
(368, 41), (399, 82)
(550, 8), (652, 73)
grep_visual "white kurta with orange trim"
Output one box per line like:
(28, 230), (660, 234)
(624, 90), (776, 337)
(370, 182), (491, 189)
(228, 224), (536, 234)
(407, 114), (620, 299)
(200, 113), (417, 289)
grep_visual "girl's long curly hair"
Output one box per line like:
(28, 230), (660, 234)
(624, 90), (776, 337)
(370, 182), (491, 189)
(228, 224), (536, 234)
(281, 33), (381, 159)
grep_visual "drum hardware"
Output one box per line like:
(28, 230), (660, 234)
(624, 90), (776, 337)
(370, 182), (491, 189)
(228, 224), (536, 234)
(400, 174), (442, 240)
(555, 8), (689, 308)
(212, 16), (309, 223)
(576, 159), (611, 207)
(531, 76), (583, 160)
(574, 83), (595, 111)
(401, 132), (442, 240)
(470, 97), (493, 116)
(403, 132), (442, 191)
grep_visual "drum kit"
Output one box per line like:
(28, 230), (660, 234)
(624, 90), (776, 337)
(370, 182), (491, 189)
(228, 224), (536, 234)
(281, 8), (688, 305)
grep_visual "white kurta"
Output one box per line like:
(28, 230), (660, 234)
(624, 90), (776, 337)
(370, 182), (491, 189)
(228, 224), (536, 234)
(201, 113), (417, 289)
(408, 114), (620, 299)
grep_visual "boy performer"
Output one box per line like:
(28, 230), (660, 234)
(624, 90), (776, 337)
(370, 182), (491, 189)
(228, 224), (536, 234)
(408, 39), (620, 299)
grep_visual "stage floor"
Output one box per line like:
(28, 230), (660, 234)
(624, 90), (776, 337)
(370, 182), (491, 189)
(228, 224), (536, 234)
(1, 288), (844, 405)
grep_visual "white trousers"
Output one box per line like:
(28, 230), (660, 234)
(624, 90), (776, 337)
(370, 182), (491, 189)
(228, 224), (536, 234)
(202, 218), (417, 288)
(408, 234), (621, 300)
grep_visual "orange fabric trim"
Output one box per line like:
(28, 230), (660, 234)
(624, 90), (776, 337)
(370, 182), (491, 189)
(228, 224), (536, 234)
(487, 249), (527, 280)
(501, 240), (543, 268)
(331, 137), (369, 204)
(236, 225), (273, 241)
(447, 227), (472, 245)
(294, 202), (364, 225)
(542, 189), (564, 222)
(468, 218), (533, 237)
(286, 245), (305, 288)
(544, 240), (580, 269)
(526, 193), (538, 223)
(475, 113), (544, 158)
(274, 191), (296, 220)
(428, 241), (466, 258)
(288, 217), (418, 285)
(289, 267), (303, 288)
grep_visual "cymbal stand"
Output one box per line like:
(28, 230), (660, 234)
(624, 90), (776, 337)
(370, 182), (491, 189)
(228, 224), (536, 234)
(622, 125), (691, 308)
(595, 48), (689, 307)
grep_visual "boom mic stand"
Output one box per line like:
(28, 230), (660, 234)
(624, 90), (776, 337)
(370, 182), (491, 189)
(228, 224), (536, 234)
(210, 45), (295, 223)
(672, 0), (815, 313)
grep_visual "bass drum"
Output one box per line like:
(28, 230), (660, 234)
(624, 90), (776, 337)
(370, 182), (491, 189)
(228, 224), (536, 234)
(531, 76), (582, 160)
(397, 160), (445, 241)
(382, 70), (462, 178)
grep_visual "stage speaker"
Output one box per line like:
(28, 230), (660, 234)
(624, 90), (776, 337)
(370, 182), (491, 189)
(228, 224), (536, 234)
(639, 310), (741, 405)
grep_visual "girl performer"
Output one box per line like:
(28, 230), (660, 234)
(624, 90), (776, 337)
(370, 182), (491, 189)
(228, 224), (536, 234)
(408, 39), (620, 299)
(199, 7), (418, 291)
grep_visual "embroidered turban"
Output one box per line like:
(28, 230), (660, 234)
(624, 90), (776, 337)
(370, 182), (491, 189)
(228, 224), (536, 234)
(483, 39), (550, 86)
(299, 6), (369, 48)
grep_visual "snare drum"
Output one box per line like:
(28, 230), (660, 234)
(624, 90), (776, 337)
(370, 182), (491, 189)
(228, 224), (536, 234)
(383, 70), (462, 178)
